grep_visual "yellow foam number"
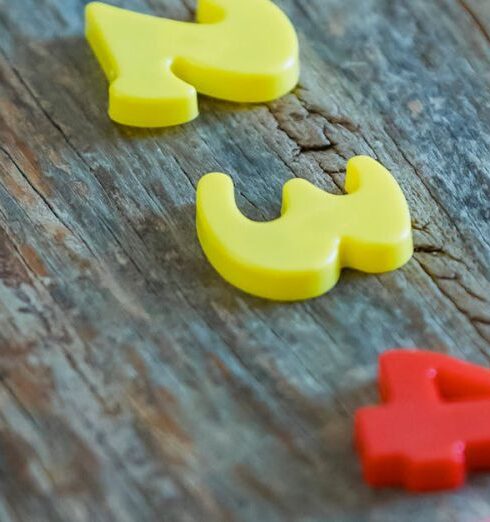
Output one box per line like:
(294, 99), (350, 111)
(85, 0), (299, 127)
(196, 156), (413, 301)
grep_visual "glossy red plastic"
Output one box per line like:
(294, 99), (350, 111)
(355, 349), (490, 491)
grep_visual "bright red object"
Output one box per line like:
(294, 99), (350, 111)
(355, 349), (490, 492)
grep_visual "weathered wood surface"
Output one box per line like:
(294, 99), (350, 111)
(0, 0), (489, 520)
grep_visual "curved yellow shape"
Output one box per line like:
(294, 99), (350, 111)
(85, 0), (299, 127)
(196, 156), (413, 300)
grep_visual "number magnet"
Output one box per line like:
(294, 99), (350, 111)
(85, 0), (299, 127)
(356, 349), (490, 491)
(196, 156), (413, 301)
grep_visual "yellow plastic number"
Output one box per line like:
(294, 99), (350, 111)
(196, 156), (413, 301)
(85, 0), (299, 127)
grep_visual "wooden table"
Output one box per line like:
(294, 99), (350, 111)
(0, 0), (489, 520)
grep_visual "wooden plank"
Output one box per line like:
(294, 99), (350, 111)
(0, 0), (488, 520)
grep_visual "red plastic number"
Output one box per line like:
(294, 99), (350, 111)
(355, 349), (490, 491)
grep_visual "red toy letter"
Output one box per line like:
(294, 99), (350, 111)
(355, 350), (490, 491)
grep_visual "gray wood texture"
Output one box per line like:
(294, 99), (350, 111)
(0, 0), (489, 520)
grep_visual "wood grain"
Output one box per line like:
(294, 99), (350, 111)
(0, 0), (489, 520)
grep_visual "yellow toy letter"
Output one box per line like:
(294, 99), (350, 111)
(196, 156), (413, 301)
(85, 0), (299, 127)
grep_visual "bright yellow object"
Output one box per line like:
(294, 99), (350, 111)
(196, 156), (413, 301)
(85, 0), (299, 127)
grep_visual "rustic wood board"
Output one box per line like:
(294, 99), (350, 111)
(0, 0), (489, 520)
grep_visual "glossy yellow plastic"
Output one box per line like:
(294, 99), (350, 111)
(196, 156), (413, 301)
(85, 0), (299, 127)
